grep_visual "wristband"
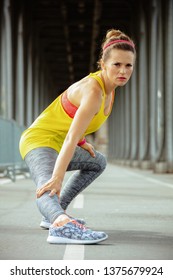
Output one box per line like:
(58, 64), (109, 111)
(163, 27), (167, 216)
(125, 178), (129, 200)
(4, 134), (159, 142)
(77, 138), (86, 146)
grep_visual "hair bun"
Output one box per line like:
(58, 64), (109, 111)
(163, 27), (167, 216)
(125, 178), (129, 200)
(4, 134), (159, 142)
(106, 29), (123, 40)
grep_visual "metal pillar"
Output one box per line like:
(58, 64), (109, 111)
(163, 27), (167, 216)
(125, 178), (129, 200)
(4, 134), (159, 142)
(165, 0), (173, 171)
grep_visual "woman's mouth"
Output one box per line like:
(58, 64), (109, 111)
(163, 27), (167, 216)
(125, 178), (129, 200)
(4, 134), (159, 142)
(117, 77), (126, 81)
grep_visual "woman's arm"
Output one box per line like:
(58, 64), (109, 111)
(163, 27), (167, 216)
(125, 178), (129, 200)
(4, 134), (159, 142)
(36, 84), (102, 198)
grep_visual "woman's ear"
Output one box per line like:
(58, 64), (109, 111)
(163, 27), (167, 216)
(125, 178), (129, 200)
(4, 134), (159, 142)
(100, 59), (106, 70)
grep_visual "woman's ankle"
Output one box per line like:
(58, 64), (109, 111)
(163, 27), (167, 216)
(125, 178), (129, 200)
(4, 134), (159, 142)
(53, 214), (71, 227)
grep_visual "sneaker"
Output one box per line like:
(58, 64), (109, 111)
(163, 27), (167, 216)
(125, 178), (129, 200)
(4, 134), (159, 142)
(40, 216), (86, 229)
(40, 217), (51, 229)
(47, 220), (108, 244)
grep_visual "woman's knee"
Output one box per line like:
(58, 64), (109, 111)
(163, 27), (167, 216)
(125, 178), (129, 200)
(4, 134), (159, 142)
(95, 151), (107, 172)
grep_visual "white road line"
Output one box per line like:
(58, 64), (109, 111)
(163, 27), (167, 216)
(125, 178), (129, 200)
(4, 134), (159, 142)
(145, 177), (173, 189)
(63, 194), (85, 260)
(125, 170), (173, 189)
(63, 245), (84, 260)
(0, 179), (11, 185)
(73, 193), (84, 208)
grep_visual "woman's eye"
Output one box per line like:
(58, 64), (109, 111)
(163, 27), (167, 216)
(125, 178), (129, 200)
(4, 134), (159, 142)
(114, 63), (121, 67)
(126, 64), (133, 67)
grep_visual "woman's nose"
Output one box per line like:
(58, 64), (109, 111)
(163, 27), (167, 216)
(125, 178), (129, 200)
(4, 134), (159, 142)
(119, 67), (126, 74)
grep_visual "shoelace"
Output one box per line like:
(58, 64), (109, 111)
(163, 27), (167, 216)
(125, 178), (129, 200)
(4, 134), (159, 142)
(71, 220), (87, 230)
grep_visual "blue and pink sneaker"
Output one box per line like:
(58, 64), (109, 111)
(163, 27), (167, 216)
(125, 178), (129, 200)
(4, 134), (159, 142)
(47, 220), (108, 244)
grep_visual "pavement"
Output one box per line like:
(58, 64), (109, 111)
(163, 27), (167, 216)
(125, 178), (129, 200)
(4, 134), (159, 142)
(0, 163), (173, 260)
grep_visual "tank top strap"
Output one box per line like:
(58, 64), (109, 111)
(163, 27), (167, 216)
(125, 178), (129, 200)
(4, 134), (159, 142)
(88, 71), (106, 96)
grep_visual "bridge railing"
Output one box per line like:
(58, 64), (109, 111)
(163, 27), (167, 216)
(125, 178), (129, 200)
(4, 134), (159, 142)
(0, 117), (28, 181)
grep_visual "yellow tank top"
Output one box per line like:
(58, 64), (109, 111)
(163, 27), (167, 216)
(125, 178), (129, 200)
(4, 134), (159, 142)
(19, 71), (114, 159)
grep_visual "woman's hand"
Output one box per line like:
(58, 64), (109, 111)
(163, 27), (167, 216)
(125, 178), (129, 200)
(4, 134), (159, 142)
(36, 177), (62, 198)
(80, 142), (96, 158)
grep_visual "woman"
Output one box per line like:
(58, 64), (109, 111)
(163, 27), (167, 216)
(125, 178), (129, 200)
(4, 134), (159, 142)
(19, 29), (136, 244)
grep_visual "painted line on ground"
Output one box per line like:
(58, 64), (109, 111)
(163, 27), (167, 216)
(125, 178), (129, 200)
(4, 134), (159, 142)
(63, 193), (85, 260)
(125, 170), (173, 189)
(0, 178), (11, 185)
(145, 177), (173, 189)
(73, 193), (84, 208)
(63, 245), (84, 260)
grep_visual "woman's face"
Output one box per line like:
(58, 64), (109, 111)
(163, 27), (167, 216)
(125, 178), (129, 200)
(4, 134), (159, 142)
(102, 49), (135, 87)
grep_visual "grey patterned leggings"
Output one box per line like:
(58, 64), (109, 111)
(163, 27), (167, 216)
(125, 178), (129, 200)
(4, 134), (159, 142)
(24, 147), (107, 223)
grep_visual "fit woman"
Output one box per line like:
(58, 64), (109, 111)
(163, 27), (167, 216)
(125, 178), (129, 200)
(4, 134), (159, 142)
(19, 29), (136, 244)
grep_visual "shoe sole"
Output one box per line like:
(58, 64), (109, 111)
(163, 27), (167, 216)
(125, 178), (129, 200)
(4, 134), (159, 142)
(40, 221), (51, 229)
(47, 234), (108, 244)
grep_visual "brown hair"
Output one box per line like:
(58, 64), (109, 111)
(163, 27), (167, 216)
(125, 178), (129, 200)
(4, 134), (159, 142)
(97, 29), (136, 69)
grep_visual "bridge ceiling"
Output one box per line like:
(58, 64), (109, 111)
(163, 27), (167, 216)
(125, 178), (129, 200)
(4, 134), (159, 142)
(30, 0), (137, 93)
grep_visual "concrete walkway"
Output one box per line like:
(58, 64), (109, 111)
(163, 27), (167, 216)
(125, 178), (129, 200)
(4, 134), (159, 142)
(0, 164), (173, 260)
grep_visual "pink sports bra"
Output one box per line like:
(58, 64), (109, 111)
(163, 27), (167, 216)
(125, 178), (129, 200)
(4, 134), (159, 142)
(61, 91), (78, 118)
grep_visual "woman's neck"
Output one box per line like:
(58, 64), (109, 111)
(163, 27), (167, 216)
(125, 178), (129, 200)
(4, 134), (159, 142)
(99, 70), (118, 95)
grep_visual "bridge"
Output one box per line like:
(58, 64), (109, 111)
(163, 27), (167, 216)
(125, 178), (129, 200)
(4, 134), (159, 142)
(0, 0), (173, 263)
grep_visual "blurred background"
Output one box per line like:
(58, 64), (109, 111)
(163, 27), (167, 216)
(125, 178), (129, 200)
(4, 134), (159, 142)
(0, 0), (173, 180)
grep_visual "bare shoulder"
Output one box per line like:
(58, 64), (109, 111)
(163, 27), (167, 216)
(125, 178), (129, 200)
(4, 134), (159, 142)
(67, 75), (103, 107)
(82, 75), (102, 96)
